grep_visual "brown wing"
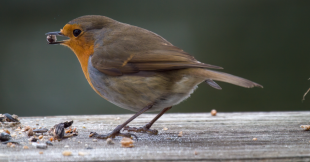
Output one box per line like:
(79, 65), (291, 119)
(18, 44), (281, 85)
(91, 24), (222, 76)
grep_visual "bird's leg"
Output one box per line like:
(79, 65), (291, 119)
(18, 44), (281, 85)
(123, 106), (172, 135)
(89, 104), (153, 140)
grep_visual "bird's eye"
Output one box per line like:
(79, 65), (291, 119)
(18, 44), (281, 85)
(73, 29), (81, 37)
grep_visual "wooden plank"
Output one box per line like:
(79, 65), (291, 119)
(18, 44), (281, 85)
(1, 111), (310, 161)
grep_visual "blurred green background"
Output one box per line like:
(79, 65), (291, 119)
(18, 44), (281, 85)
(1, 0), (310, 116)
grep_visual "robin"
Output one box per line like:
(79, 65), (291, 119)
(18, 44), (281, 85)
(46, 15), (262, 139)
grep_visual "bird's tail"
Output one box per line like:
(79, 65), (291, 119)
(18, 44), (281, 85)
(194, 69), (263, 89)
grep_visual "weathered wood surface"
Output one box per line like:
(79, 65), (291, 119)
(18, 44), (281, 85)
(1, 111), (310, 162)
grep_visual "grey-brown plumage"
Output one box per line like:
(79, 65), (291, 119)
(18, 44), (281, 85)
(47, 15), (263, 139)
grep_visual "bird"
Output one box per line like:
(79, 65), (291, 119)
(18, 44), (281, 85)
(46, 15), (262, 139)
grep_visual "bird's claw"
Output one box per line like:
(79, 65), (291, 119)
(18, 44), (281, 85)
(89, 131), (138, 140)
(123, 125), (158, 135)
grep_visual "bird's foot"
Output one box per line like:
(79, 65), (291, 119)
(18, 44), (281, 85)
(89, 125), (138, 140)
(123, 124), (158, 135)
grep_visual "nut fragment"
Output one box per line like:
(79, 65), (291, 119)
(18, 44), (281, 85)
(106, 138), (114, 145)
(211, 109), (217, 116)
(27, 129), (33, 137)
(178, 131), (183, 137)
(46, 141), (53, 146)
(162, 127), (168, 131)
(7, 142), (12, 147)
(62, 151), (72, 156)
(29, 137), (38, 142)
(78, 152), (88, 156)
(38, 135), (43, 139)
(4, 130), (10, 134)
(300, 125), (310, 131)
(34, 143), (47, 149)
(252, 138), (257, 141)
(24, 126), (31, 131)
(120, 137), (134, 148)
(47, 35), (57, 44)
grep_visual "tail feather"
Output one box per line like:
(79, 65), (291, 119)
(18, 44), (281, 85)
(198, 69), (263, 88)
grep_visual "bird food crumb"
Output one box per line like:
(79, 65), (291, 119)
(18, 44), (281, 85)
(24, 126), (31, 131)
(23, 146), (29, 149)
(107, 138), (114, 145)
(162, 127), (168, 131)
(300, 125), (310, 131)
(4, 130), (10, 134)
(62, 151), (72, 156)
(39, 151), (43, 154)
(252, 138), (257, 141)
(27, 129), (33, 137)
(93, 139), (97, 142)
(120, 137), (134, 148)
(78, 152), (88, 156)
(38, 135), (43, 139)
(194, 151), (198, 155)
(178, 131), (183, 137)
(47, 35), (57, 44)
(10, 144), (16, 148)
(211, 109), (217, 116)
(7, 142), (12, 147)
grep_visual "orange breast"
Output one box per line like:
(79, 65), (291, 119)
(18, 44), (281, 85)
(61, 33), (106, 99)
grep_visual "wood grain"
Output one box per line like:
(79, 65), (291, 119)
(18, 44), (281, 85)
(1, 111), (310, 161)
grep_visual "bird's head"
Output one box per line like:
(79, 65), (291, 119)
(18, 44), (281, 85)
(45, 15), (116, 54)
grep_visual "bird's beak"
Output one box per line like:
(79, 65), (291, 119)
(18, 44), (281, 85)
(45, 31), (68, 44)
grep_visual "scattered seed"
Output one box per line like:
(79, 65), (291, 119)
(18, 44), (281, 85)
(39, 151), (43, 154)
(4, 130), (10, 134)
(211, 109), (217, 116)
(11, 133), (16, 138)
(0, 132), (11, 141)
(46, 35), (57, 44)
(64, 145), (69, 148)
(65, 128), (72, 134)
(7, 142), (12, 147)
(178, 131), (183, 137)
(24, 126), (31, 131)
(38, 135), (43, 139)
(36, 143), (47, 149)
(253, 138), (257, 141)
(49, 137), (54, 141)
(62, 151), (72, 156)
(46, 141), (53, 146)
(194, 151), (198, 155)
(300, 125), (310, 131)
(93, 139), (97, 142)
(78, 152), (88, 156)
(23, 146), (29, 149)
(120, 137), (134, 148)
(27, 129), (33, 137)
(162, 127), (168, 131)
(10, 144), (16, 148)
(82, 126), (86, 129)
(106, 138), (114, 145)
(29, 137), (38, 142)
